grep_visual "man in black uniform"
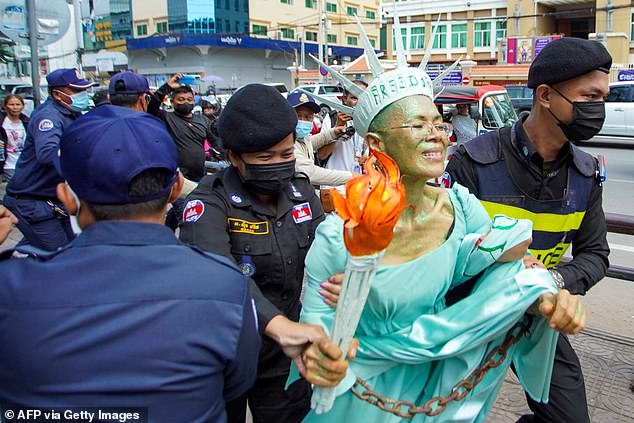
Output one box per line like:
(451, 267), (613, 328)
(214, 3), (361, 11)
(445, 37), (611, 423)
(180, 84), (333, 423)
(148, 73), (219, 230)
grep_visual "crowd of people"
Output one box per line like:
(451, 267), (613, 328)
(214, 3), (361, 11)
(0, 33), (611, 423)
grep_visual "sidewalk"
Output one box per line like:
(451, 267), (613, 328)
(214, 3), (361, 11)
(489, 328), (634, 422)
(1, 182), (632, 422)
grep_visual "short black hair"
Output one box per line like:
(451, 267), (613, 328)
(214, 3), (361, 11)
(92, 89), (110, 107)
(171, 86), (194, 98)
(110, 93), (142, 108)
(85, 168), (173, 220)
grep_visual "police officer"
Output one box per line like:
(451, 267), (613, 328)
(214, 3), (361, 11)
(107, 71), (200, 199)
(108, 71), (151, 111)
(3, 68), (95, 251)
(446, 37), (611, 423)
(179, 84), (331, 423)
(0, 105), (260, 421)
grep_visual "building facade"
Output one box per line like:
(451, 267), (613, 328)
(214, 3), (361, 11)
(250, 0), (380, 52)
(382, 0), (634, 85)
(125, 0), (376, 90)
(132, 0), (168, 38)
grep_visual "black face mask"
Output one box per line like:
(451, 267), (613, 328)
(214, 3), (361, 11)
(174, 103), (194, 115)
(548, 87), (605, 141)
(241, 159), (297, 195)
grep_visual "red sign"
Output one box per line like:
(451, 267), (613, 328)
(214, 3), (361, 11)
(319, 66), (328, 76)
(462, 76), (470, 85)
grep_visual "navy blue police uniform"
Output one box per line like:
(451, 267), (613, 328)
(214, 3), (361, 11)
(0, 105), (260, 422)
(3, 98), (76, 250)
(3, 69), (95, 251)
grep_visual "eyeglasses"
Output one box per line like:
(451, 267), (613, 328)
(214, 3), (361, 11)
(384, 122), (452, 137)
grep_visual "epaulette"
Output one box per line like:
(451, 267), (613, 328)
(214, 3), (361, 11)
(462, 127), (508, 165)
(569, 143), (599, 178)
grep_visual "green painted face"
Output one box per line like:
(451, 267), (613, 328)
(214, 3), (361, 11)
(370, 95), (449, 180)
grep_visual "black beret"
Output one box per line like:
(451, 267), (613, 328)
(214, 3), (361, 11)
(218, 84), (298, 153)
(527, 38), (612, 89)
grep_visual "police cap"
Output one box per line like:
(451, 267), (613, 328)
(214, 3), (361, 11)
(108, 71), (150, 95)
(527, 37), (612, 89)
(60, 105), (178, 205)
(218, 84), (298, 153)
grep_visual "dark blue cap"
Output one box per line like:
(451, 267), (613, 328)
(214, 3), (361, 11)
(46, 68), (96, 90)
(60, 105), (178, 205)
(286, 91), (320, 113)
(108, 71), (150, 95)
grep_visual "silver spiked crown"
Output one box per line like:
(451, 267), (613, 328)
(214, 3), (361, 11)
(303, 2), (461, 137)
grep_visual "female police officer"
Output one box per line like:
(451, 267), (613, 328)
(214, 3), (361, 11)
(179, 84), (344, 423)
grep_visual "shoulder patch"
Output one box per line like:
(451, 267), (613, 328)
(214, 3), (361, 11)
(183, 199), (205, 223)
(292, 202), (313, 224)
(38, 119), (54, 132)
(440, 171), (452, 188)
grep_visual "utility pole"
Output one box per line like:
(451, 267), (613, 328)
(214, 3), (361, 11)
(300, 28), (305, 69)
(324, 0), (329, 68)
(318, 0), (324, 82)
(27, 0), (40, 107)
(73, 0), (84, 73)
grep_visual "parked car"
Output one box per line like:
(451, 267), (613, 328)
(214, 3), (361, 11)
(597, 81), (634, 138)
(292, 84), (344, 118)
(262, 82), (289, 98)
(504, 85), (533, 113)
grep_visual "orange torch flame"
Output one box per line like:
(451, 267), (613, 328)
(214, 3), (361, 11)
(330, 150), (406, 256)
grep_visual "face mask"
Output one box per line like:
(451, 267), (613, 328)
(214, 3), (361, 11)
(57, 90), (90, 112)
(548, 87), (606, 141)
(174, 103), (194, 115)
(241, 159), (297, 195)
(66, 183), (82, 234)
(295, 120), (313, 139)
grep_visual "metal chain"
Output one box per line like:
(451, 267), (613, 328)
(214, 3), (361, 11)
(351, 316), (533, 419)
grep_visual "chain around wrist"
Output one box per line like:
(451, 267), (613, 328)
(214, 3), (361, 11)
(549, 269), (565, 290)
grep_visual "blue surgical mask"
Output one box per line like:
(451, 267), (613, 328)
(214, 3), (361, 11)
(57, 89), (90, 112)
(295, 120), (313, 139)
(68, 91), (90, 112)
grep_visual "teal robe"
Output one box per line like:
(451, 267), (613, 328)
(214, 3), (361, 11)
(290, 184), (559, 422)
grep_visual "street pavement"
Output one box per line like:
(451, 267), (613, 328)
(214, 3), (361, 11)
(1, 142), (633, 422)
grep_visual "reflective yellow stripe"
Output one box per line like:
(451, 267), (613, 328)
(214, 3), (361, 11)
(529, 243), (571, 268)
(480, 201), (586, 233)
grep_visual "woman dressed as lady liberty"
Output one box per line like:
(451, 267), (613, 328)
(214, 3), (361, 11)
(290, 6), (588, 423)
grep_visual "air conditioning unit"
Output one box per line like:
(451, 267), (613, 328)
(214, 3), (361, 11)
(275, 31), (283, 40)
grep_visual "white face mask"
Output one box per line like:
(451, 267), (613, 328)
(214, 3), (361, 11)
(66, 183), (82, 234)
